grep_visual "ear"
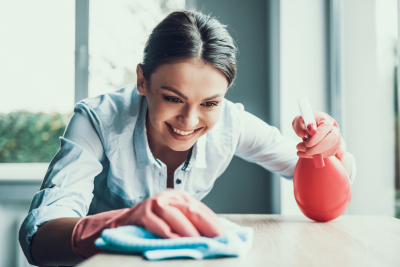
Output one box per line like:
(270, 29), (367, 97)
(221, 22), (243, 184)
(136, 64), (147, 96)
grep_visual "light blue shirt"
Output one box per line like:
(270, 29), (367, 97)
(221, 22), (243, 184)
(19, 83), (356, 264)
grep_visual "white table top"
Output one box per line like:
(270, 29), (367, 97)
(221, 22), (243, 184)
(77, 214), (400, 267)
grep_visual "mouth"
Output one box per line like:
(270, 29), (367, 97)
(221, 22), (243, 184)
(166, 122), (203, 141)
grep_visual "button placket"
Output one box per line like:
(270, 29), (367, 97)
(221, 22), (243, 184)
(175, 168), (188, 189)
(173, 168), (180, 189)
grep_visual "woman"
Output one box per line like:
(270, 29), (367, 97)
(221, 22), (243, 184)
(19, 10), (355, 266)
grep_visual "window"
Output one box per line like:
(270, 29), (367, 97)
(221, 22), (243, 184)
(280, 0), (399, 218)
(0, 0), (75, 163)
(340, 0), (398, 217)
(0, 0), (185, 165)
(88, 0), (185, 97)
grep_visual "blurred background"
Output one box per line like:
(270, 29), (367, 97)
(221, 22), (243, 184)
(0, 0), (398, 266)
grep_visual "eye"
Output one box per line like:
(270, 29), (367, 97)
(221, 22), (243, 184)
(164, 96), (183, 104)
(201, 102), (218, 108)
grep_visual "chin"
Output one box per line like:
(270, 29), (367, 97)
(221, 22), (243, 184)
(166, 140), (196, 151)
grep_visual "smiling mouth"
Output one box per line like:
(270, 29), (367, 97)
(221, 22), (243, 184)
(166, 123), (202, 136)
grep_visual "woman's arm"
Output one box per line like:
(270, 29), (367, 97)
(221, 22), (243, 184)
(31, 218), (83, 266)
(235, 109), (355, 183)
(234, 110), (299, 179)
(19, 107), (105, 265)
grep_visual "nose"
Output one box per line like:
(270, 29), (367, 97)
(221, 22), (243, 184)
(178, 105), (200, 130)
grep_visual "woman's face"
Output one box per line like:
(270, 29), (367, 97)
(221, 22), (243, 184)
(136, 58), (229, 152)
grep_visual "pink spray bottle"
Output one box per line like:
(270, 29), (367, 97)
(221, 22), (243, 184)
(293, 98), (351, 222)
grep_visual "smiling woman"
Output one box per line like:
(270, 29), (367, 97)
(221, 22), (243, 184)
(18, 8), (356, 266)
(19, 10), (242, 266)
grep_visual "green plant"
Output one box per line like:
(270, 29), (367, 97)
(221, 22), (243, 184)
(0, 111), (72, 163)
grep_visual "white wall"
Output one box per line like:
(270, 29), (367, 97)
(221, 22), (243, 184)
(280, 0), (328, 215)
(342, 0), (396, 215)
(280, 0), (397, 216)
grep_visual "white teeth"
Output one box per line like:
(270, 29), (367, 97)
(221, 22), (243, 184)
(170, 124), (195, 135)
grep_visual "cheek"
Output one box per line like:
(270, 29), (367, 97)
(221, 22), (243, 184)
(203, 109), (221, 128)
(149, 101), (176, 127)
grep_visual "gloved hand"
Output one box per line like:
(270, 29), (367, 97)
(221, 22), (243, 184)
(72, 190), (224, 259)
(292, 111), (346, 161)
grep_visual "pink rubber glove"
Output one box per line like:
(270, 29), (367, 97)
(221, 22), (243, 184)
(71, 190), (224, 259)
(292, 111), (346, 161)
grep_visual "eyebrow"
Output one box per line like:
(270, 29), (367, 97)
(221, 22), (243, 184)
(161, 86), (188, 100)
(202, 94), (223, 101)
(160, 86), (223, 101)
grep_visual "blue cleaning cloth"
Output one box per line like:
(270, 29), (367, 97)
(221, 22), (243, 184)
(95, 217), (254, 260)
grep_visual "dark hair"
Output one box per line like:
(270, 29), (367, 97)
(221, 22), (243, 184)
(140, 9), (237, 88)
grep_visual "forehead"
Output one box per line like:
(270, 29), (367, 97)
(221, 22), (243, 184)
(150, 59), (229, 94)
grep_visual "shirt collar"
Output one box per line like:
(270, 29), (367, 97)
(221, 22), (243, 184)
(191, 133), (207, 169)
(133, 96), (207, 169)
(133, 96), (155, 167)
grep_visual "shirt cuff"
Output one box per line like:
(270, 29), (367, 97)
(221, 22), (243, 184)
(346, 151), (357, 186)
(18, 206), (80, 265)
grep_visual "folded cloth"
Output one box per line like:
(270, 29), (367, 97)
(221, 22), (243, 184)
(95, 217), (254, 260)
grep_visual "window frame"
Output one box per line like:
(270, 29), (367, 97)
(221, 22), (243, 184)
(75, 0), (89, 103)
(0, 0), (89, 182)
(327, 0), (344, 136)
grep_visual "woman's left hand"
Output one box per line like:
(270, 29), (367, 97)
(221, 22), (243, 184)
(292, 111), (346, 161)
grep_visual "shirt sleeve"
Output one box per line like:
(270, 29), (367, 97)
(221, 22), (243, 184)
(63, 107), (105, 162)
(18, 107), (105, 265)
(234, 108), (299, 180)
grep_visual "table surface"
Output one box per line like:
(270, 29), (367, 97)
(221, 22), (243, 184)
(77, 214), (400, 267)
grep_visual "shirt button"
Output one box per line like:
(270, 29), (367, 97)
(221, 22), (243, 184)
(176, 179), (182, 184)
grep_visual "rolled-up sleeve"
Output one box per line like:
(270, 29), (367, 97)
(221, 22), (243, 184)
(18, 108), (104, 265)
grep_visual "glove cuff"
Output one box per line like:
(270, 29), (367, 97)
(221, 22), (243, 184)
(71, 208), (130, 259)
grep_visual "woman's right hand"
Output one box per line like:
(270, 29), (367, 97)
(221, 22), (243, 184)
(72, 189), (224, 259)
(128, 189), (224, 238)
